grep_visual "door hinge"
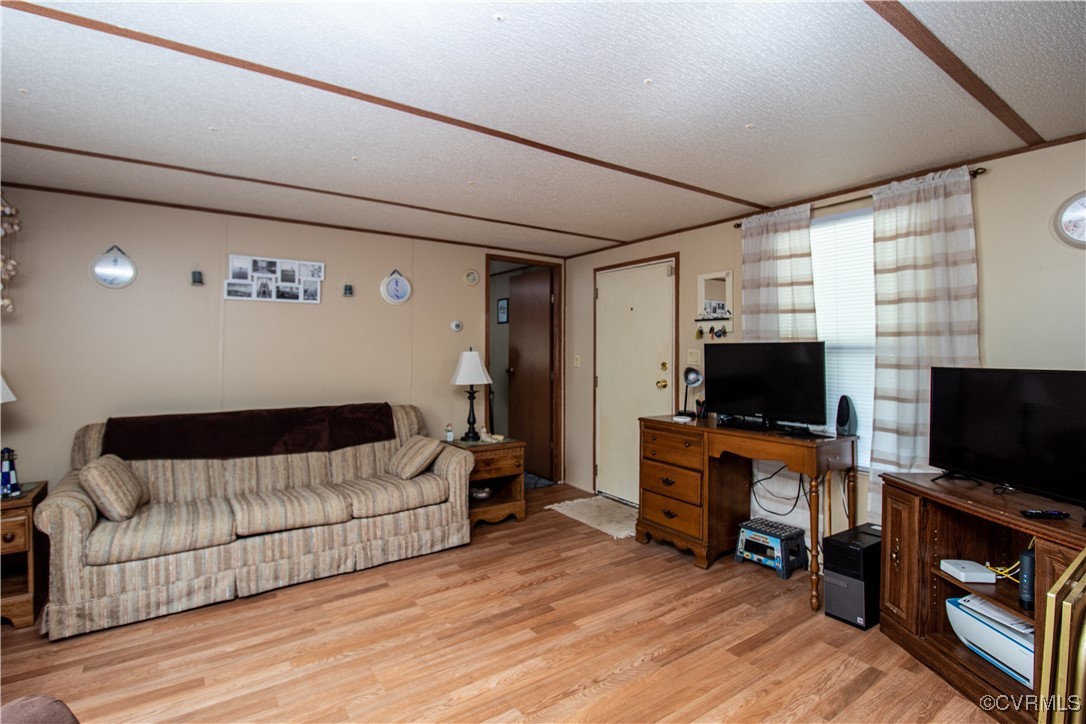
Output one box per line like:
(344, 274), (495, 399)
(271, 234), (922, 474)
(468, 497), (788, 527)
(668, 265), (674, 277)
(595, 288), (599, 300)
(594, 464), (598, 476)
(594, 375), (598, 388)
(550, 293), (555, 304)
(550, 370), (555, 381)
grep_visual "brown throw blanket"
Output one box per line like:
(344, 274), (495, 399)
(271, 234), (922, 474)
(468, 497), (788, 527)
(101, 403), (397, 460)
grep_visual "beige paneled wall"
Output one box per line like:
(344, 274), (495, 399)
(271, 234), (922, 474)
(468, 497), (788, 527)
(0, 189), (545, 486)
(563, 140), (1086, 530)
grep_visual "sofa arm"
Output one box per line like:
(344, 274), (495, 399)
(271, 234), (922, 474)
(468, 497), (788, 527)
(433, 444), (474, 516)
(33, 470), (98, 604)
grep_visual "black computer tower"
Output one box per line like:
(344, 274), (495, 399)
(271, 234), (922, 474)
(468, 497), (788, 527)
(823, 523), (882, 630)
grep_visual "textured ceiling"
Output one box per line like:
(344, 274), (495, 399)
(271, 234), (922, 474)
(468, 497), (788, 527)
(2, 1), (1084, 259)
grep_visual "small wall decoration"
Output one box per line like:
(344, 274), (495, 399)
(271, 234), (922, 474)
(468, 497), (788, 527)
(225, 255), (324, 304)
(497, 297), (509, 324)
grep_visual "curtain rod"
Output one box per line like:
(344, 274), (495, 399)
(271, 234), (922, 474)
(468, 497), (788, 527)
(733, 167), (988, 228)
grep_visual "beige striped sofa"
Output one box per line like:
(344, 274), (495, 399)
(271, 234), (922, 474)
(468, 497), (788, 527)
(34, 403), (473, 640)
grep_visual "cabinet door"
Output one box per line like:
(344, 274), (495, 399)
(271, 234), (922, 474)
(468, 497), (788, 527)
(882, 485), (921, 632)
(1033, 539), (1081, 690)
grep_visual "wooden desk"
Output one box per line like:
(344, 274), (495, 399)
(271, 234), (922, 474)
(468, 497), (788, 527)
(635, 417), (856, 610)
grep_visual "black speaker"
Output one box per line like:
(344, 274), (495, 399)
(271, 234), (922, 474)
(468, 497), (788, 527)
(836, 395), (857, 436)
(1019, 549), (1035, 610)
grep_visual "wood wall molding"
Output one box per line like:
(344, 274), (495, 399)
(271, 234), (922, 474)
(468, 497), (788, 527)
(0, 138), (623, 245)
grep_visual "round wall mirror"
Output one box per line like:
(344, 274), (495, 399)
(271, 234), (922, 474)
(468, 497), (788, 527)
(91, 245), (138, 289)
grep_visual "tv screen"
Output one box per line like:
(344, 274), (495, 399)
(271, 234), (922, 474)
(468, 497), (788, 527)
(929, 367), (1086, 507)
(704, 341), (826, 427)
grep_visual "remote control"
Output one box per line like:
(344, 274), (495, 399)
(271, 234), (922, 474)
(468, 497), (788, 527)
(1020, 509), (1070, 519)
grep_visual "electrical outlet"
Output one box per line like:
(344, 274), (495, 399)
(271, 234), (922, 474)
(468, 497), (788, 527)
(574, 355), (582, 368)
(687, 349), (701, 365)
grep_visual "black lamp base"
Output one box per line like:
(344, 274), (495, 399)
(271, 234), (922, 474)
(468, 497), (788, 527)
(460, 384), (481, 442)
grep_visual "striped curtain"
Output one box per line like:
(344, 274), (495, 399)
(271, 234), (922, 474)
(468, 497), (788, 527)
(741, 204), (815, 538)
(741, 204), (817, 341)
(870, 166), (980, 477)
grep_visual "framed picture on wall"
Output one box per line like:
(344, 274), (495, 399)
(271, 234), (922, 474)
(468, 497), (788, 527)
(497, 297), (509, 324)
(225, 255), (324, 303)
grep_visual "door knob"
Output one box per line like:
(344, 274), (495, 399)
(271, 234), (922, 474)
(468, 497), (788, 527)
(506, 367), (515, 375)
(656, 379), (668, 389)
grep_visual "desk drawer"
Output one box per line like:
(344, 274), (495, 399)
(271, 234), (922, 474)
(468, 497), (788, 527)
(640, 460), (701, 505)
(0, 514), (29, 554)
(469, 447), (523, 481)
(641, 426), (703, 470)
(641, 490), (702, 539)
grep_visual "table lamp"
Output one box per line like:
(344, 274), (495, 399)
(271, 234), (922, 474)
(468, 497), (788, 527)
(451, 349), (492, 442)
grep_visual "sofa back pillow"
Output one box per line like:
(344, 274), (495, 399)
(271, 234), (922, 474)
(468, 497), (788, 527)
(387, 436), (444, 479)
(79, 454), (151, 521)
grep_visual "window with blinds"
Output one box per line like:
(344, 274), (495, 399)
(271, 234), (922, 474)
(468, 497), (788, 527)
(810, 208), (875, 469)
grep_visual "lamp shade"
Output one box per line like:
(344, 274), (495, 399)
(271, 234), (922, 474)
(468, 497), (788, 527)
(0, 375), (15, 404)
(451, 351), (493, 386)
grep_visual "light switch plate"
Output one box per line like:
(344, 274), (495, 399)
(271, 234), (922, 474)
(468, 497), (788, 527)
(687, 349), (701, 365)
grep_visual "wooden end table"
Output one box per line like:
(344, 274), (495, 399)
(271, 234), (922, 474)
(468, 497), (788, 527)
(1, 480), (49, 628)
(450, 439), (527, 528)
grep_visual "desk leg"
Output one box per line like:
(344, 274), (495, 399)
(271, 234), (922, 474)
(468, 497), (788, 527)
(808, 473), (821, 611)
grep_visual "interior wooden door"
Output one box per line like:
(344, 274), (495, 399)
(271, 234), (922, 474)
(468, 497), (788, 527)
(508, 268), (553, 479)
(595, 260), (675, 504)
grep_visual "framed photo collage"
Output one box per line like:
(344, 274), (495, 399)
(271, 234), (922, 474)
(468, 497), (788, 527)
(224, 255), (324, 304)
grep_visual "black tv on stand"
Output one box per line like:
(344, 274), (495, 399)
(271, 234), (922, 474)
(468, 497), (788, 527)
(929, 366), (1086, 510)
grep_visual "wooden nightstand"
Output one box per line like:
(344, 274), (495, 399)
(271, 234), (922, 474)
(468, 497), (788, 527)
(1, 481), (48, 628)
(451, 440), (527, 528)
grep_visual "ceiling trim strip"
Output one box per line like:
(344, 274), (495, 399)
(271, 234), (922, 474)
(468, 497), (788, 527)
(0, 138), (625, 244)
(1, 182), (581, 259)
(565, 132), (1086, 260)
(3, 1), (769, 210)
(865, 1), (1045, 147)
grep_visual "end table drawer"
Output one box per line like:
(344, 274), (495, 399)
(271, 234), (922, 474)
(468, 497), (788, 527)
(641, 490), (702, 539)
(641, 427), (703, 470)
(1, 514), (29, 554)
(639, 460), (701, 505)
(469, 448), (523, 481)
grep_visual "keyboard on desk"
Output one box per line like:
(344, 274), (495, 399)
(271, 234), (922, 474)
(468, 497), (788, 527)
(715, 417), (767, 432)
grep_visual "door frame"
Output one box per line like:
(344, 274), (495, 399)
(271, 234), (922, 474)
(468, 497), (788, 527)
(593, 252), (680, 492)
(485, 254), (564, 483)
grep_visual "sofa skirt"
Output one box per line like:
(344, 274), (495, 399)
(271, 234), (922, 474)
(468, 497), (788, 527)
(41, 572), (236, 641)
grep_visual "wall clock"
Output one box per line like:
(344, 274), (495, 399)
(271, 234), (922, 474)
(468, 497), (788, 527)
(379, 270), (412, 304)
(1055, 191), (1086, 247)
(90, 245), (138, 289)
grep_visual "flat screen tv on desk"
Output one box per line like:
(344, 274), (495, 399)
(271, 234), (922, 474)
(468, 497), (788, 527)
(929, 367), (1086, 508)
(704, 341), (826, 430)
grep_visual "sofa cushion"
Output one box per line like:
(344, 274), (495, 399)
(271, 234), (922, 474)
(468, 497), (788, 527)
(79, 454), (151, 522)
(387, 436), (444, 479)
(331, 472), (449, 519)
(228, 485), (352, 536)
(85, 498), (236, 565)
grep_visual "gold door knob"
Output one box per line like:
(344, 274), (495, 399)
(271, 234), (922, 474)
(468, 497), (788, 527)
(656, 379), (668, 389)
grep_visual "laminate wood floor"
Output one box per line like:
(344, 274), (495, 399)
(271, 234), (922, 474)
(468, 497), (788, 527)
(1, 485), (990, 723)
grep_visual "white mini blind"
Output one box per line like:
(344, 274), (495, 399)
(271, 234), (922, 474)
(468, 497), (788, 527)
(810, 208), (876, 469)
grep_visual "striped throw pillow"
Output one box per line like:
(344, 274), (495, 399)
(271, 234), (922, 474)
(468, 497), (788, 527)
(79, 454), (151, 522)
(387, 435), (444, 480)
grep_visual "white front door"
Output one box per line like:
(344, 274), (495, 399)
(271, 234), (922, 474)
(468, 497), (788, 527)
(595, 260), (676, 504)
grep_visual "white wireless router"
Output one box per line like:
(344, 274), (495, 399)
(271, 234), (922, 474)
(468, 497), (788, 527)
(940, 559), (997, 584)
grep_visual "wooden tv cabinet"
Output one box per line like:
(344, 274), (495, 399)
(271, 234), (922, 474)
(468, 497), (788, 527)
(880, 473), (1086, 724)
